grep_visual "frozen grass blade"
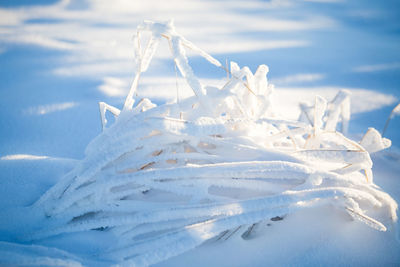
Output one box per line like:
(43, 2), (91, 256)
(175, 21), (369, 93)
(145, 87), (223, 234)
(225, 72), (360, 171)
(30, 20), (398, 267)
(382, 102), (400, 137)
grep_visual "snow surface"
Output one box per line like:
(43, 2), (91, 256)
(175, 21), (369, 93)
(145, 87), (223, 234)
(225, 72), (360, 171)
(1, 0), (400, 266)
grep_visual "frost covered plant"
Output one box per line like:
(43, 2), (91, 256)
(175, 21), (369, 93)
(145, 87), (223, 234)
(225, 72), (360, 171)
(32, 20), (397, 266)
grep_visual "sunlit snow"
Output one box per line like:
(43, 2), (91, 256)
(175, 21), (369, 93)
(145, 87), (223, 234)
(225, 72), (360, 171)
(1, 0), (400, 266)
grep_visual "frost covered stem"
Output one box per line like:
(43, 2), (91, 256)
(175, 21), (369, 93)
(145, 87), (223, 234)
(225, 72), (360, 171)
(169, 36), (213, 114)
(123, 72), (141, 110)
(382, 103), (400, 137)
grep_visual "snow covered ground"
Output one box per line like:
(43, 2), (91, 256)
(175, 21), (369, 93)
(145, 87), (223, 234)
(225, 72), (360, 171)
(0, 0), (400, 266)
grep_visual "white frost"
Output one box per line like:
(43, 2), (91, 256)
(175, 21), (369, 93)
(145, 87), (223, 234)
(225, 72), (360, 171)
(26, 21), (398, 267)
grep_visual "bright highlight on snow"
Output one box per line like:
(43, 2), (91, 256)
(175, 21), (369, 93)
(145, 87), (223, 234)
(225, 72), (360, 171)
(27, 20), (398, 266)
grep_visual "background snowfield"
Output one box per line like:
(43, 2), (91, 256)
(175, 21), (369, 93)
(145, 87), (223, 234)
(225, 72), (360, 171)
(0, 0), (400, 266)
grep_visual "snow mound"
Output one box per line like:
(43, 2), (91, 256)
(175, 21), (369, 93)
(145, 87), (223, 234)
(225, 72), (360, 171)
(27, 21), (397, 266)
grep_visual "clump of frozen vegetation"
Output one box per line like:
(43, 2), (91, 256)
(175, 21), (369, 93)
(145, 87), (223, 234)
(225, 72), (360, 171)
(31, 21), (397, 266)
